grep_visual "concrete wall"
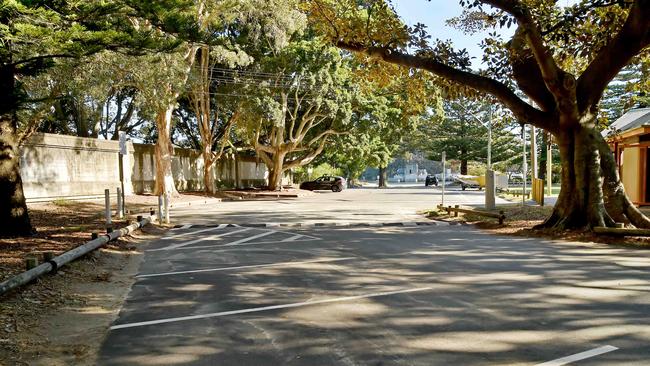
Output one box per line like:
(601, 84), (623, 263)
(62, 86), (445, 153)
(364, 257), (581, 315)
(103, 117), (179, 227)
(20, 133), (267, 201)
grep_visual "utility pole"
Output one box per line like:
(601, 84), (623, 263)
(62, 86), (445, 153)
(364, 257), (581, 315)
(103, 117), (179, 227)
(531, 126), (538, 179)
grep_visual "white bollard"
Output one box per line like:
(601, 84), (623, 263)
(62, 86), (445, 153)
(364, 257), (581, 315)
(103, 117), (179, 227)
(104, 189), (112, 226)
(157, 195), (164, 224)
(164, 194), (170, 224)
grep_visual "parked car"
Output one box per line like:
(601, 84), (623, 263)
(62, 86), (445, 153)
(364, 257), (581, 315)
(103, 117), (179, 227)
(300, 175), (346, 192)
(425, 175), (439, 187)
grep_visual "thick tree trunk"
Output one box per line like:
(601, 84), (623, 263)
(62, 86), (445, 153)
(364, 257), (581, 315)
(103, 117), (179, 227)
(267, 151), (286, 191)
(378, 166), (387, 188)
(460, 159), (468, 175)
(203, 151), (215, 195)
(0, 64), (33, 237)
(537, 122), (650, 230)
(154, 106), (178, 198)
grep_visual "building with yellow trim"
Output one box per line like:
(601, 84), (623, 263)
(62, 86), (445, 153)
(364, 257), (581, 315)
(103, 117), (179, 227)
(605, 108), (650, 205)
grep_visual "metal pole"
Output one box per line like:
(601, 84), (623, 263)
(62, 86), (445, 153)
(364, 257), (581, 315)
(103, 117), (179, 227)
(487, 108), (492, 170)
(116, 187), (123, 219)
(531, 126), (538, 179)
(104, 189), (112, 227)
(157, 195), (164, 224)
(441, 151), (446, 207)
(522, 125), (527, 206)
(118, 131), (127, 218)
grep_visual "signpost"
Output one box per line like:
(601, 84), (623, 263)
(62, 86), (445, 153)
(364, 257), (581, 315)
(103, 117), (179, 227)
(441, 151), (446, 207)
(118, 131), (127, 218)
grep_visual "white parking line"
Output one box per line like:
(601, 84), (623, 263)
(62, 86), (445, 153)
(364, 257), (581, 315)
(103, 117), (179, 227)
(535, 345), (619, 366)
(136, 257), (355, 278)
(161, 224), (228, 240)
(282, 234), (313, 242)
(151, 228), (252, 251)
(110, 286), (433, 330)
(222, 231), (276, 246)
(166, 237), (322, 251)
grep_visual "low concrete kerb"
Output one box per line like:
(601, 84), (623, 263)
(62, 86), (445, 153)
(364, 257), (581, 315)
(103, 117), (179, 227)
(0, 217), (152, 297)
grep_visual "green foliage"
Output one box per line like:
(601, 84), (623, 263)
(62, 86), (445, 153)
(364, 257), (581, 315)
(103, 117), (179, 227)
(293, 163), (343, 183)
(408, 98), (521, 174)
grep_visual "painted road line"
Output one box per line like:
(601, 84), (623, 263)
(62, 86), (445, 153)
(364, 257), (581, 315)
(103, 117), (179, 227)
(222, 230), (276, 246)
(282, 234), (308, 242)
(152, 228), (252, 251)
(110, 286), (434, 330)
(168, 237), (322, 251)
(161, 224), (227, 240)
(535, 345), (619, 366)
(136, 257), (355, 278)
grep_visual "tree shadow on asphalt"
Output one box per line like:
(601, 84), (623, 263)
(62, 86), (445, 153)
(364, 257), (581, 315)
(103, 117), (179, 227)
(98, 226), (650, 365)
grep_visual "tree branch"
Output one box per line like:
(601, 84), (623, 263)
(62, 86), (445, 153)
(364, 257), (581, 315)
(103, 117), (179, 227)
(337, 41), (554, 131)
(482, 0), (565, 96)
(577, 0), (650, 113)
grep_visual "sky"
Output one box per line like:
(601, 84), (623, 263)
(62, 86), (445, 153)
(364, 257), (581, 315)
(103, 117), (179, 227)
(391, 0), (511, 69)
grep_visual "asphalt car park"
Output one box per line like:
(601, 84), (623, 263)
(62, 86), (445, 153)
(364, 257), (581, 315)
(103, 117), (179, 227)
(99, 220), (650, 365)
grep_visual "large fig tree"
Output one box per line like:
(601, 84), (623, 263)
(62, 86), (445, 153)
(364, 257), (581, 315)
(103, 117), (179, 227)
(308, 0), (650, 229)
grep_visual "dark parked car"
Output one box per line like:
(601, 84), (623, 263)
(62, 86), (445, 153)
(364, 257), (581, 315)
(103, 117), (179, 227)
(425, 175), (438, 187)
(300, 175), (346, 192)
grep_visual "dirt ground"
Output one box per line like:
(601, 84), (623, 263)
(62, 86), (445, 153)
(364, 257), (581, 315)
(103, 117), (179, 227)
(0, 225), (165, 366)
(427, 204), (650, 248)
(0, 195), (180, 366)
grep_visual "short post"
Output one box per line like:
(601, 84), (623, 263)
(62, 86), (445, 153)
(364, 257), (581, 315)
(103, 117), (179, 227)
(25, 257), (38, 270)
(499, 211), (505, 225)
(149, 208), (155, 216)
(164, 194), (170, 224)
(91, 233), (99, 240)
(104, 189), (112, 227)
(454, 205), (459, 217)
(43, 252), (54, 262)
(157, 195), (164, 224)
(117, 187), (124, 219)
(136, 215), (143, 222)
(447, 205), (452, 215)
(485, 169), (496, 210)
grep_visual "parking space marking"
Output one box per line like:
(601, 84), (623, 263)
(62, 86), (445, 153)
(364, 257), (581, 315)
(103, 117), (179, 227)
(222, 230), (276, 246)
(282, 234), (318, 242)
(161, 224), (228, 240)
(151, 228), (252, 251)
(535, 345), (618, 366)
(169, 237), (322, 251)
(136, 257), (355, 279)
(110, 286), (433, 330)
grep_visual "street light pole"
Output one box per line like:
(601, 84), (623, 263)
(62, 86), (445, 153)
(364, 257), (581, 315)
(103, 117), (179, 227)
(487, 107), (492, 170)
(441, 151), (446, 207)
(522, 124), (527, 206)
